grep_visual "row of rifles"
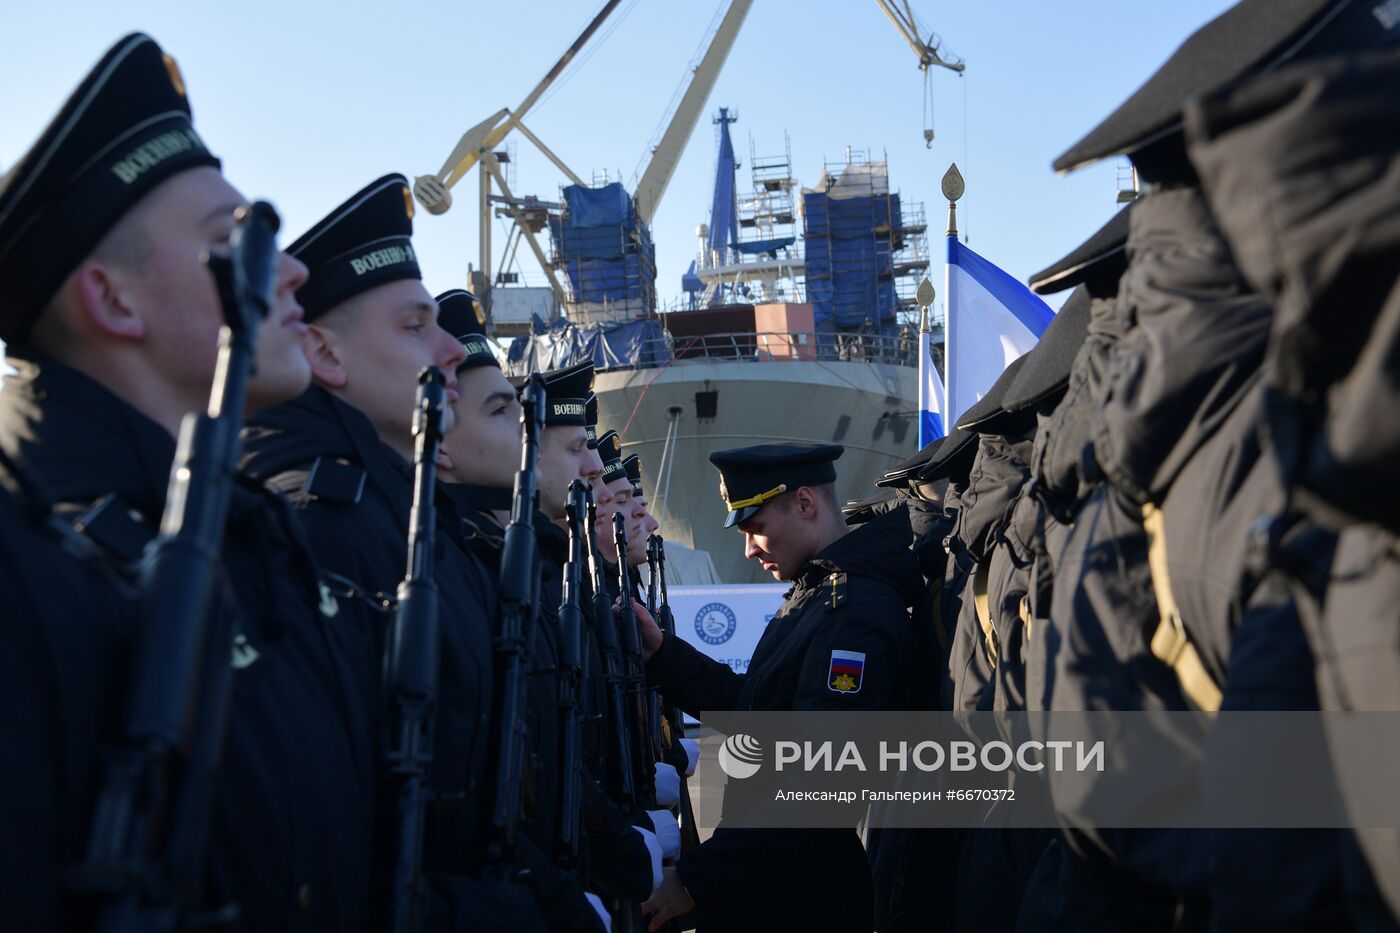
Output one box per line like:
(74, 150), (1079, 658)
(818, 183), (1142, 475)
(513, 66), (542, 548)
(68, 202), (699, 932)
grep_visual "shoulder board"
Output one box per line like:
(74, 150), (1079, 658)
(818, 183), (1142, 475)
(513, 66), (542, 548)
(304, 457), (366, 505)
(65, 493), (156, 564)
(827, 571), (849, 610)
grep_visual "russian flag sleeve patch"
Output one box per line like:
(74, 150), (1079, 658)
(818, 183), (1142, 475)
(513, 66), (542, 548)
(828, 649), (866, 694)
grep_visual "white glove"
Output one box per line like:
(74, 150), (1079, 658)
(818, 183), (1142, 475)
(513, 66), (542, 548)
(679, 738), (700, 777)
(584, 892), (612, 933)
(647, 808), (683, 861)
(654, 761), (681, 808)
(629, 824), (663, 891)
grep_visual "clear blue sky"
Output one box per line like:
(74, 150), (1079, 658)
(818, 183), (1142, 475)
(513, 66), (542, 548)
(3, 0), (1235, 317)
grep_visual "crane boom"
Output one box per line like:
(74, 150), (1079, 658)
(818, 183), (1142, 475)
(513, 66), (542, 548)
(873, 0), (965, 73)
(416, 0), (625, 213)
(633, 0), (753, 226)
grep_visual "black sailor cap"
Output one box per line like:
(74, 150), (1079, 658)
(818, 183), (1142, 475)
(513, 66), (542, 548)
(542, 362), (593, 427)
(709, 442), (843, 529)
(435, 289), (497, 371)
(1002, 286), (1092, 413)
(622, 454), (645, 498)
(584, 394), (600, 448)
(1054, 0), (1400, 177)
(289, 174), (421, 322)
(0, 33), (221, 341)
(508, 362), (594, 426)
(597, 431), (627, 485)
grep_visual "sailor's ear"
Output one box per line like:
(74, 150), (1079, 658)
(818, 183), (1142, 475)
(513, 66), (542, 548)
(303, 324), (347, 388)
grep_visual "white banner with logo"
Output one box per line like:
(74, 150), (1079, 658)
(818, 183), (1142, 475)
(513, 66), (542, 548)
(667, 584), (788, 674)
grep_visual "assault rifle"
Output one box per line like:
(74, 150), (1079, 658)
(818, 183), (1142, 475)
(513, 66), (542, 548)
(485, 375), (546, 876)
(613, 514), (658, 812)
(584, 489), (643, 933)
(649, 536), (702, 853)
(385, 366), (449, 933)
(71, 203), (282, 931)
(555, 480), (589, 874)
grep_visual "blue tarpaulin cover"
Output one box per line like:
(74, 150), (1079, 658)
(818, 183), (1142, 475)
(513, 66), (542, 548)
(562, 182), (633, 228)
(506, 316), (671, 375)
(734, 236), (796, 256)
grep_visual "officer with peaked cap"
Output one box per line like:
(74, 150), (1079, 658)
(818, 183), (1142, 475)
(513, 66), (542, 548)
(629, 442), (922, 932)
(0, 33), (376, 931)
(238, 177), (556, 931)
(434, 298), (653, 930)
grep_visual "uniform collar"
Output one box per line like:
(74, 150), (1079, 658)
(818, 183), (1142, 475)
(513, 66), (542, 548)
(792, 506), (917, 599)
(0, 349), (175, 516)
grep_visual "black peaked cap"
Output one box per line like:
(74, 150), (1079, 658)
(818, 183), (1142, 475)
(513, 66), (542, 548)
(1029, 205), (1132, 297)
(954, 354), (1028, 432)
(1054, 0), (1400, 175)
(623, 454), (644, 497)
(710, 442), (843, 529)
(918, 426), (978, 483)
(584, 394), (599, 448)
(290, 174), (421, 322)
(435, 289), (497, 371)
(843, 487), (898, 523)
(0, 33), (221, 341)
(1003, 286), (1092, 413)
(876, 436), (947, 488)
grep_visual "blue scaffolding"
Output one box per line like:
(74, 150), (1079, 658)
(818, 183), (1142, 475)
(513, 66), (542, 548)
(548, 181), (657, 313)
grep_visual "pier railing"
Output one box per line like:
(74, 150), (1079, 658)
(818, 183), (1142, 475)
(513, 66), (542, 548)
(613, 329), (918, 371)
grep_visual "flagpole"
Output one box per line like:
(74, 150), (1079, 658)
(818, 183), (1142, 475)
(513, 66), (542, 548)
(942, 163), (964, 422)
(915, 277), (935, 447)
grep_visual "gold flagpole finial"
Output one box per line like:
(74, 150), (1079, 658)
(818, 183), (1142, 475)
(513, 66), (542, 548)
(915, 278), (935, 334)
(941, 163), (964, 237)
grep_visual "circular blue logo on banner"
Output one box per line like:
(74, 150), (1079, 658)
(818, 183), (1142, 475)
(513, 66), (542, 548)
(695, 602), (737, 645)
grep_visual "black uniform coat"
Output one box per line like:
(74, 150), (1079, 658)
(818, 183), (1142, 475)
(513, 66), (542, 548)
(644, 507), (921, 932)
(0, 354), (375, 933)
(1188, 52), (1400, 924)
(0, 451), (137, 932)
(448, 489), (652, 915)
(240, 386), (549, 932)
(1029, 293), (1128, 519)
(945, 430), (1032, 715)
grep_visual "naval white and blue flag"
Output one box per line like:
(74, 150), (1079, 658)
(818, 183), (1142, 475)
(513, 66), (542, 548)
(918, 325), (945, 447)
(944, 237), (1055, 425)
